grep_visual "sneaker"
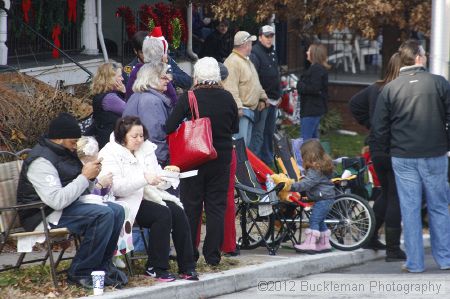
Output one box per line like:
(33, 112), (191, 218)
(179, 271), (199, 281)
(112, 256), (126, 269)
(401, 264), (424, 273)
(145, 267), (176, 282)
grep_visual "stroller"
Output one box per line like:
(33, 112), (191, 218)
(234, 136), (375, 255)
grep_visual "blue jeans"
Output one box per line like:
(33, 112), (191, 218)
(132, 227), (150, 252)
(392, 155), (450, 272)
(54, 200), (125, 277)
(261, 105), (278, 166)
(301, 116), (321, 140)
(249, 107), (269, 159)
(309, 199), (334, 232)
(233, 109), (254, 146)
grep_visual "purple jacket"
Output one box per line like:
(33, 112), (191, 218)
(125, 63), (178, 107)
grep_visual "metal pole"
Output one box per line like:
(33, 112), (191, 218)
(121, 16), (124, 65)
(430, 0), (449, 79)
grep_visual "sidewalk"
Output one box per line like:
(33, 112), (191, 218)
(79, 236), (431, 299)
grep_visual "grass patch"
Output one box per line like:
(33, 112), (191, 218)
(281, 124), (367, 159)
(321, 132), (367, 158)
(0, 256), (241, 298)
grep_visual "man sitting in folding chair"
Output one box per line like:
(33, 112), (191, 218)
(16, 113), (126, 289)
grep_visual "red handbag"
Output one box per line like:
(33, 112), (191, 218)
(168, 90), (217, 171)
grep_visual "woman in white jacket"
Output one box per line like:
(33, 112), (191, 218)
(98, 116), (197, 282)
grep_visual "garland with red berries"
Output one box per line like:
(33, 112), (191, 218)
(115, 6), (137, 39)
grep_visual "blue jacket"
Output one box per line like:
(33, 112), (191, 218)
(169, 57), (192, 90)
(123, 89), (172, 165)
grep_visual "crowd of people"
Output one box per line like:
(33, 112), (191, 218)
(14, 20), (450, 291)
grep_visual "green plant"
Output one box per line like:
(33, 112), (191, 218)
(319, 109), (343, 136)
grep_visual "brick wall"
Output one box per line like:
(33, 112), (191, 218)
(329, 82), (369, 134)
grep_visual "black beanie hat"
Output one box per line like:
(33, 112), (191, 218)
(48, 113), (82, 139)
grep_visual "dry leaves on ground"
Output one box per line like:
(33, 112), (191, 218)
(0, 256), (241, 298)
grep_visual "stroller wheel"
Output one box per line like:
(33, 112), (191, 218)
(325, 194), (375, 251)
(235, 203), (274, 249)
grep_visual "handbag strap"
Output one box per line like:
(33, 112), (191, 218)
(188, 90), (200, 120)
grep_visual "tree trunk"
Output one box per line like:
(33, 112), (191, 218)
(380, 25), (402, 78)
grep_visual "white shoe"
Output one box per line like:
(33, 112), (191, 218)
(113, 256), (126, 269)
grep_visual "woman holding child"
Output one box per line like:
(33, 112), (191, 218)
(98, 116), (198, 282)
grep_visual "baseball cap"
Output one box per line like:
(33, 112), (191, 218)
(259, 25), (275, 36)
(234, 31), (257, 46)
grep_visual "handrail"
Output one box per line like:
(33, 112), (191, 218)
(0, 5), (93, 80)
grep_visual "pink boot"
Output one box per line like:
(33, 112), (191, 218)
(294, 229), (320, 254)
(316, 230), (332, 253)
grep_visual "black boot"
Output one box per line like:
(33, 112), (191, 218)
(363, 236), (387, 250)
(385, 227), (407, 262)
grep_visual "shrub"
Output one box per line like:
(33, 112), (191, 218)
(320, 108), (342, 135)
(0, 72), (92, 152)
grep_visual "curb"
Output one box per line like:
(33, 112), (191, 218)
(82, 235), (431, 299)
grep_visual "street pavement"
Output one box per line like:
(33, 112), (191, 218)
(215, 248), (450, 299)
(76, 235), (433, 299)
(0, 233), (436, 299)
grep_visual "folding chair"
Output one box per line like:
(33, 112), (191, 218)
(233, 138), (286, 255)
(123, 225), (149, 276)
(273, 133), (302, 181)
(0, 150), (79, 288)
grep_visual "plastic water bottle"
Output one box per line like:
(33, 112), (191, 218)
(265, 174), (275, 191)
(259, 174), (274, 216)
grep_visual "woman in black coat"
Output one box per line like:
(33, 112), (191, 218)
(297, 43), (330, 140)
(166, 57), (239, 266)
(349, 53), (406, 262)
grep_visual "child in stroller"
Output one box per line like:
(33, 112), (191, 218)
(272, 139), (335, 254)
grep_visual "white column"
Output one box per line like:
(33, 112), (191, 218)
(430, 0), (450, 79)
(81, 0), (98, 55)
(0, 0), (10, 65)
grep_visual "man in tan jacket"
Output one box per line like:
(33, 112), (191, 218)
(223, 31), (268, 146)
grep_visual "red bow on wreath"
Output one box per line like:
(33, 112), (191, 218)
(21, 0), (31, 23)
(68, 0), (77, 23)
(52, 24), (62, 59)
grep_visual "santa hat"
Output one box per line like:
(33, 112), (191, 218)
(150, 26), (168, 55)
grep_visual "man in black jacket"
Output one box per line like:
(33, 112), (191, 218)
(372, 39), (450, 273)
(249, 25), (281, 165)
(199, 20), (232, 63)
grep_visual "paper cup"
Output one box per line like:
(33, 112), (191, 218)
(91, 270), (105, 295)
